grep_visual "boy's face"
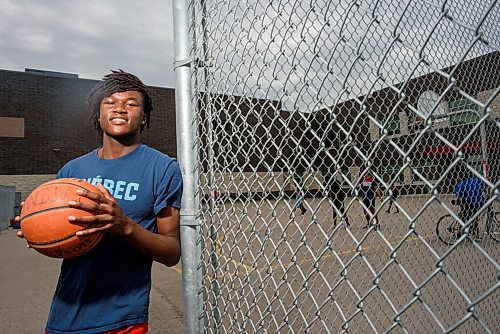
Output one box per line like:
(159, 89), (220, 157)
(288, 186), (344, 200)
(99, 90), (145, 139)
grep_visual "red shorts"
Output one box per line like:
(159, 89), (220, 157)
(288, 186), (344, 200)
(44, 322), (148, 334)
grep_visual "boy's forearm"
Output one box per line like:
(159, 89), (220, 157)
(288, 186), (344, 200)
(123, 221), (181, 266)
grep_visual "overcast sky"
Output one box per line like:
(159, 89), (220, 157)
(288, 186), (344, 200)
(0, 0), (497, 105)
(191, 0), (498, 112)
(0, 0), (176, 87)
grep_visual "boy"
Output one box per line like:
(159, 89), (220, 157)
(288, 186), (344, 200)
(18, 70), (182, 334)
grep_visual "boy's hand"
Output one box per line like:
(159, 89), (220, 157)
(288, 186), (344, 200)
(14, 202), (31, 247)
(67, 183), (134, 237)
(15, 201), (25, 238)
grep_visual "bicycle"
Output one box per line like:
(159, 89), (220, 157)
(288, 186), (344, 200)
(436, 203), (500, 245)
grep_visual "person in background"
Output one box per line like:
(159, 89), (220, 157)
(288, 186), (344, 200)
(453, 169), (484, 237)
(330, 179), (349, 227)
(385, 186), (399, 213)
(361, 172), (382, 229)
(294, 185), (307, 215)
(17, 70), (183, 334)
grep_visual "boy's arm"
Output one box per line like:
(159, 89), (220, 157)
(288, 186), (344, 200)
(121, 206), (180, 266)
(70, 183), (181, 267)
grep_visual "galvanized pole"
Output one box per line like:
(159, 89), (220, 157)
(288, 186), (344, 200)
(172, 0), (203, 333)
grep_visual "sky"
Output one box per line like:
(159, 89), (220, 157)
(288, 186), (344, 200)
(0, 0), (177, 88)
(0, 0), (497, 109)
(191, 0), (498, 111)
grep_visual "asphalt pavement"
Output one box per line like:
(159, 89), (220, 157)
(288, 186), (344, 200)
(0, 228), (184, 334)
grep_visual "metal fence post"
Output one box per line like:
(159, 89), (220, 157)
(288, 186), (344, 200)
(172, 0), (203, 333)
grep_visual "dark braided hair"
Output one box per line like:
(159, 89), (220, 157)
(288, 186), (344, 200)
(87, 69), (153, 134)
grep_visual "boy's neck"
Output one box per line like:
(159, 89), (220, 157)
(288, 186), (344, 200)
(99, 137), (140, 159)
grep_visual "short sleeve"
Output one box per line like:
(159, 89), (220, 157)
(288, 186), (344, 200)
(56, 163), (71, 179)
(154, 160), (183, 214)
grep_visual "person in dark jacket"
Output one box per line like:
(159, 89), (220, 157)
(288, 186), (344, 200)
(385, 187), (399, 213)
(330, 179), (349, 227)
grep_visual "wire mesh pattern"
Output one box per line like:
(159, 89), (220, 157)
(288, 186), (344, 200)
(186, 0), (499, 332)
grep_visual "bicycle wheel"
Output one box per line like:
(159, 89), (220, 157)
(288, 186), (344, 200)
(436, 215), (462, 245)
(487, 212), (500, 243)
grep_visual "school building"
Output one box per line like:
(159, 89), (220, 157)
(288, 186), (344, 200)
(0, 52), (498, 206)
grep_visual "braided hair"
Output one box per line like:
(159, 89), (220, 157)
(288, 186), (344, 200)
(87, 69), (153, 134)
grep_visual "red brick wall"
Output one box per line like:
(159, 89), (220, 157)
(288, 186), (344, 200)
(0, 70), (177, 175)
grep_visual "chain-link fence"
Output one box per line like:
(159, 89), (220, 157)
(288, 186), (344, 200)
(175, 0), (500, 332)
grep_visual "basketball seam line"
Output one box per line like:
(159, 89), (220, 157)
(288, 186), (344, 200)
(20, 205), (73, 222)
(39, 233), (102, 257)
(27, 222), (102, 246)
(22, 180), (96, 223)
(36, 181), (91, 191)
(31, 181), (93, 197)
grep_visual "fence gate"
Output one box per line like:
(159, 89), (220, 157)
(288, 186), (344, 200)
(176, 0), (500, 332)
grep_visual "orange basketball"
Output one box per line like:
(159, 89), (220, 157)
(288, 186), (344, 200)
(20, 178), (104, 259)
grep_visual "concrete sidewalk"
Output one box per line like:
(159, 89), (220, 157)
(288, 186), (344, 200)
(0, 229), (184, 333)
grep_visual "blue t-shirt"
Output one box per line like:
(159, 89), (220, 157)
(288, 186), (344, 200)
(454, 178), (484, 205)
(45, 144), (182, 334)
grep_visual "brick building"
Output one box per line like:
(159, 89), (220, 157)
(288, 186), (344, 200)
(308, 52), (500, 195)
(0, 69), (177, 199)
(199, 52), (500, 197)
(1, 52), (498, 202)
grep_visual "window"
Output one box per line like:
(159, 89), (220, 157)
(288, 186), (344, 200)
(407, 110), (426, 132)
(411, 90), (447, 132)
(449, 99), (479, 126)
(467, 154), (485, 176)
(381, 164), (405, 184)
(322, 168), (351, 184)
(341, 167), (351, 183)
(0, 117), (24, 137)
(412, 159), (440, 182)
(380, 113), (400, 136)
